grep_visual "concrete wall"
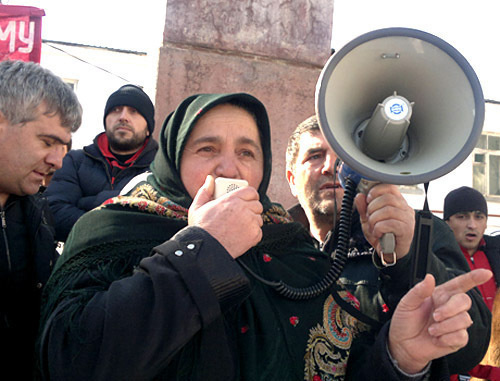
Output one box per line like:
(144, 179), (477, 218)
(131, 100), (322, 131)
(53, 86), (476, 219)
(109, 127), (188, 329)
(155, 0), (333, 207)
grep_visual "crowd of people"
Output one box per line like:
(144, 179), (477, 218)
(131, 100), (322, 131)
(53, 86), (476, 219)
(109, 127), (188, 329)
(0, 58), (498, 380)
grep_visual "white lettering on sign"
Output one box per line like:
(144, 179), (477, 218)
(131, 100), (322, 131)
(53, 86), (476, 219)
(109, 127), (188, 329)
(0, 20), (35, 54)
(18, 21), (34, 53)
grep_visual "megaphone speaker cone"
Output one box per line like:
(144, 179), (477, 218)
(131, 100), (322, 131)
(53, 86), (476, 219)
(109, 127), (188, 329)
(316, 27), (484, 185)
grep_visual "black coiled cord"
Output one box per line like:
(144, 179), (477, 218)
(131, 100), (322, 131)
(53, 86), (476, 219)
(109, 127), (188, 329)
(237, 176), (358, 300)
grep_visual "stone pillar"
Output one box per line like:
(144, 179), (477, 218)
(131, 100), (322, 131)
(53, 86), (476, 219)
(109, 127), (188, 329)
(155, 0), (333, 207)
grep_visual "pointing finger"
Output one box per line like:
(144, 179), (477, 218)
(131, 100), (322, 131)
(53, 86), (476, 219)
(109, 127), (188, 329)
(435, 269), (492, 296)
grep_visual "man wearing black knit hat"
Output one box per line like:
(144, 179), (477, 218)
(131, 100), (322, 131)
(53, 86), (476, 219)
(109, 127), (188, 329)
(444, 186), (500, 309)
(45, 84), (159, 242)
(444, 185), (500, 380)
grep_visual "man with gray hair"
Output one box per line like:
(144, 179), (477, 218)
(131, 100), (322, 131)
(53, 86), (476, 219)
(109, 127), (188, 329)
(0, 59), (82, 378)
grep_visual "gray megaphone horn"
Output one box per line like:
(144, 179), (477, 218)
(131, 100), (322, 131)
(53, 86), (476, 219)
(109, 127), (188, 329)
(316, 27), (484, 185)
(316, 27), (484, 264)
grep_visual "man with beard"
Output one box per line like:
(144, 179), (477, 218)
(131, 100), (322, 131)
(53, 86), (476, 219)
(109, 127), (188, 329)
(285, 115), (492, 375)
(45, 84), (158, 242)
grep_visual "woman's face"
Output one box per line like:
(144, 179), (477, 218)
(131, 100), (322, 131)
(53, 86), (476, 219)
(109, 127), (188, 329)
(180, 103), (264, 199)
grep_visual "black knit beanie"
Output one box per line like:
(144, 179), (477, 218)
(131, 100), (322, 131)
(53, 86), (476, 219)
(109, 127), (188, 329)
(443, 186), (488, 220)
(103, 84), (155, 134)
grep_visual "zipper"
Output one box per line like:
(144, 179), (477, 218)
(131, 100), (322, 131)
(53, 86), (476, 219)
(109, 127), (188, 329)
(1, 210), (12, 272)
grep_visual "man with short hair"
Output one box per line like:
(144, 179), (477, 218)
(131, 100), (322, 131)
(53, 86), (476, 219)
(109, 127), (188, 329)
(285, 114), (492, 376)
(444, 186), (500, 302)
(45, 84), (159, 242)
(0, 59), (82, 378)
(444, 186), (500, 380)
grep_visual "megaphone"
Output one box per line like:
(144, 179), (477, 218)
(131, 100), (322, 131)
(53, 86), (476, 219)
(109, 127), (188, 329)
(316, 27), (484, 185)
(267, 28), (486, 301)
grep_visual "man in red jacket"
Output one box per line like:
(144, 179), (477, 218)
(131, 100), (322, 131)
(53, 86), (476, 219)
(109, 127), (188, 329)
(444, 186), (500, 380)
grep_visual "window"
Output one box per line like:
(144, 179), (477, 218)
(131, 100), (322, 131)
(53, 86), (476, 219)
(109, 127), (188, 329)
(63, 78), (78, 92)
(473, 133), (500, 196)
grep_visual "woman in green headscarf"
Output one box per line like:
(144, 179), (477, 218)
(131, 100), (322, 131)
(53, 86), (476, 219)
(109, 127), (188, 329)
(37, 93), (477, 381)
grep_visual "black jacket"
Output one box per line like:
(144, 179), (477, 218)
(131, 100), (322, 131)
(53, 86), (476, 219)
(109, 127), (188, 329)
(45, 134), (158, 241)
(39, 203), (429, 381)
(0, 194), (59, 378)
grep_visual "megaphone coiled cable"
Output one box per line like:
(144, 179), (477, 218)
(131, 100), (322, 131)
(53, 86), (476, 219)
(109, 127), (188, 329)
(237, 176), (358, 301)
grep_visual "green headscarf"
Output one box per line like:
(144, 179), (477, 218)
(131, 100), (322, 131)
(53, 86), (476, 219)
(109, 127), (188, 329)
(149, 93), (273, 210)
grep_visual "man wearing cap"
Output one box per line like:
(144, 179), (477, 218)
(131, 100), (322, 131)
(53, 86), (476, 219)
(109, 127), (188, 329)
(444, 187), (500, 381)
(45, 84), (159, 242)
(444, 186), (500, 309)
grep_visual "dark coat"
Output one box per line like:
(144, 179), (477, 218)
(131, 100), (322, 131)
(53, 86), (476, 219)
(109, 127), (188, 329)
(45, 134), (158, 241)
(0, 194), (59, 378)
(38, 196), (423, 381)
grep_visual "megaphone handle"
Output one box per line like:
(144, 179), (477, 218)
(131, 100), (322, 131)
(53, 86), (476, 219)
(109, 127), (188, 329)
(380, 233), (397, 266)
(358, 179), (397, 266)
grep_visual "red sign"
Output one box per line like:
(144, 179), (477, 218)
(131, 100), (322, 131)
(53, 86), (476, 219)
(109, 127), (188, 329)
(0, 5), (44, 63)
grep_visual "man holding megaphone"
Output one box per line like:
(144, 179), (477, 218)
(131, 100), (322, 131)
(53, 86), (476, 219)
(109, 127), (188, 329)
(286, 115), (491, 377)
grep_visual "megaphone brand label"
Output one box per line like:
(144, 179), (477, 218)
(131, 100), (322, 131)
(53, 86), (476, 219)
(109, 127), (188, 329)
(390, 103), (404, 115)
(384, 98), (409, 121)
